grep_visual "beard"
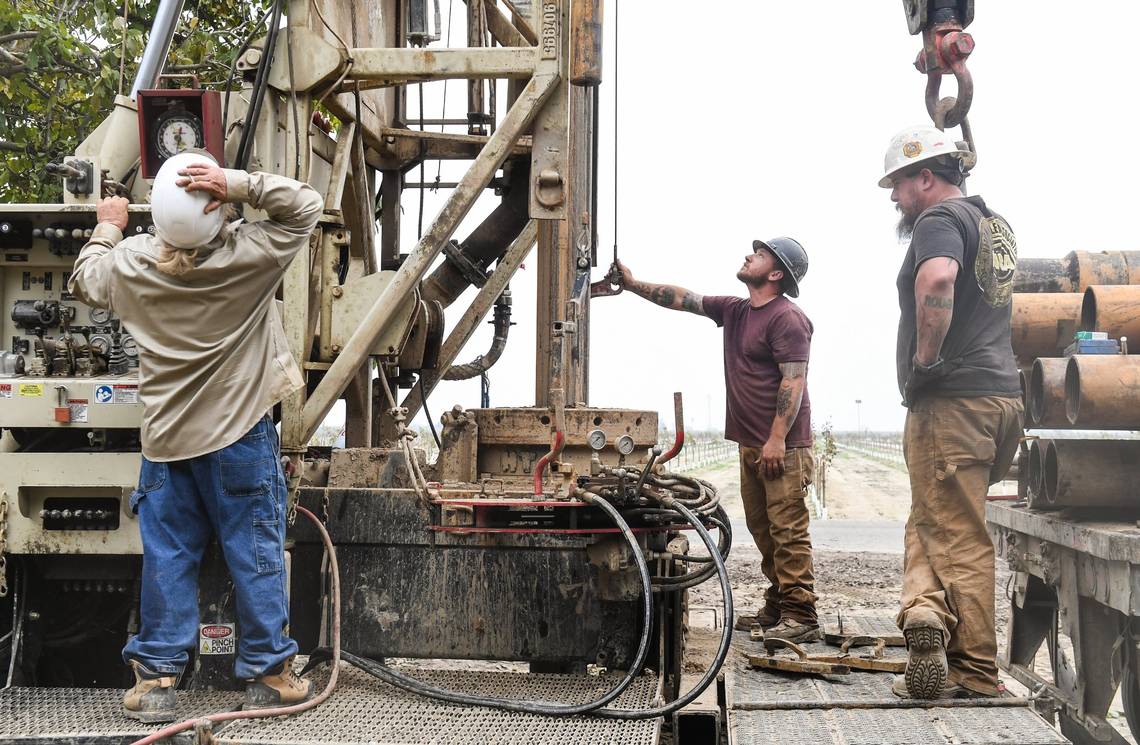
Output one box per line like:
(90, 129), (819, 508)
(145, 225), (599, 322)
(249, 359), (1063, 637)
(895, 203), (917, 241)
(736, 268), (767, 288)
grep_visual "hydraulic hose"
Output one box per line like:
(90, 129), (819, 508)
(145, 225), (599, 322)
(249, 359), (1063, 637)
(592, 499), (733, 720)
(234, 0), (283, 170)
(129, 505), (339, 745)
(317, 492), (655, 716)
(651, 508), (731, 590)
(442, 292), (512, 381)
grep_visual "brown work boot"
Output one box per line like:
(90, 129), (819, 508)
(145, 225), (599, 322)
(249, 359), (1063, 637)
(122, 660), (178, 723)
(902, 618), (949, 699)
(763, 618), (822, 644)
(734, 604), (780, 631)
(244, 656), (313, 709)
(892, 675), (999, 700)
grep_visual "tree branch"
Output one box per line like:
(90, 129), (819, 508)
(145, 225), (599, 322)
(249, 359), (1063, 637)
(0, 140), (28, 153)
(0, 31), (40, 46)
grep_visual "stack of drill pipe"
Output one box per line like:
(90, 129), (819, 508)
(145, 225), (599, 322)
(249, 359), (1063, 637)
(1064, 355), (1140, 429)
(1040, 439), (1140, 509)
(1081, 285), (1140, 345)
(1024, 439), (1049, 510)
(1014, 250), (1140, 293)
(1028, 358), (1070, 428)
(1011, 293), (1084, 362)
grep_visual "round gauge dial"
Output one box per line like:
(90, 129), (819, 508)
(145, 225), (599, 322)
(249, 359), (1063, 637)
(587, 429), (607, 451)
(154, 110), (204, 160)
(88, 334), (111, 356)
(121, 334), (139, 358)
(615, 435), (636, 456)
(88, 307), (113, 326)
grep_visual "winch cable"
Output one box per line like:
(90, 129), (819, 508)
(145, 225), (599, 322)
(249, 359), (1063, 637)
(309, 492), (656, 717)
(128, 505), (341, 745)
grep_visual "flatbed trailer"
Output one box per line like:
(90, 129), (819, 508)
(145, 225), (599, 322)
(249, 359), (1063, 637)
(989, 500), (1140, 745)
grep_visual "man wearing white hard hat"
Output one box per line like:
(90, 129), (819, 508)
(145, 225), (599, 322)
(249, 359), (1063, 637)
(880, 126), (1023, 701)
(70, 150), (322, 722)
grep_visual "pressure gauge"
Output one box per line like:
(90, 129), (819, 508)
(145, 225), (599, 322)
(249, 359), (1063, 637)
(88, 333), (111, 356)
(121, 334), (139, 359)
(615, 435), (635, 456)
(88, 307), (113, 326)
(587, 429), (607, 451)
(154, 108), (204, 160)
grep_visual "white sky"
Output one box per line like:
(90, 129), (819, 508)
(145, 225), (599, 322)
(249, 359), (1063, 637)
(328, 1), (1140, 436)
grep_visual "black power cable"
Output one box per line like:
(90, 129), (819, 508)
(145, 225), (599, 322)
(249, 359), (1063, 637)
(418, 375), (442, 450)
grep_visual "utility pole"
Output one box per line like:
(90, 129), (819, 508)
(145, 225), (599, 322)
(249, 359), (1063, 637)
(855, 399), (863, 435)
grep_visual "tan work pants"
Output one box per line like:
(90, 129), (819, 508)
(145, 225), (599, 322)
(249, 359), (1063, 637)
(739, 446), (817, 624)
(899, 395), (1023, 695)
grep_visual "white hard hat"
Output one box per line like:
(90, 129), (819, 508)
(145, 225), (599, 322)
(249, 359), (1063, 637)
(150, 151), (224, 249)
(878, 126), (976, 188)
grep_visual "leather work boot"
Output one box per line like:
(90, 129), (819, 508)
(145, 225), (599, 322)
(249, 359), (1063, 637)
(902, 618), (949, 699)
(245, 656), (313, 709)
(734, 604), (780, 632)
(122, 660), (178, 723)
(892, 675), (1000, 700)
(763, 618), (822, 644)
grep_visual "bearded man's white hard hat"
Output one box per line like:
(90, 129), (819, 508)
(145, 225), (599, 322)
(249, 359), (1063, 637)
(878, 126), (976, 188)
(150, 151), (225, 249)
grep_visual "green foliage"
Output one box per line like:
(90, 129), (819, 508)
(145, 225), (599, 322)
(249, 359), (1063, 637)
(0, 0), (271, 202)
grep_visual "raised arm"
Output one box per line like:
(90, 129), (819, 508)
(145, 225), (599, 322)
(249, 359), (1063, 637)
(616, 261), (706, 316)
(913, 256), (958, 365)
(69, 196), (129, 310)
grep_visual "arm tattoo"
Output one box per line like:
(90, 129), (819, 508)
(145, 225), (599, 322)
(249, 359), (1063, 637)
(923, 294), (953, 310)
(778, 361), (807, 379)
(681, 292), (704, 314)
(776, 382), (793, 417)
(649, 286), (676, 308)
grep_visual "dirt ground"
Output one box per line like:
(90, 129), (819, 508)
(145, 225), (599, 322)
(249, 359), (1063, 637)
(682, 449), (1136, 742)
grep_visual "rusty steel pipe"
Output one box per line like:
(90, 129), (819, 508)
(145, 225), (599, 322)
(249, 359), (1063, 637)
(1026, 439), (1048, 506)
(1065, 355), (1140, 429)
(570, 0), (603, 85)
(1014, 251), (1140, 294)
(1081, 285), (1140, 345)
(1011, 293), (1083, 362)
(1043, 439), (1140, 509)
(1029, 358), (1069, 428)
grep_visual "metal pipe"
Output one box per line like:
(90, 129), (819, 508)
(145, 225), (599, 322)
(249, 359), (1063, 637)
(1065, 355), (1140, 429)
(1081, 285), (1140, 343)
(129, 0), (187, 99)
(656, 392), (685, 467)
(533, 430), (564, 496)
(301, 72), (559, 442)
(1026, 438), (1048, 506)
(1014, 251), (1140, 294)
(1029, 358), (1069, 428)
(1043, 439), (1140, 508)
(1011, 293), (1083, 362)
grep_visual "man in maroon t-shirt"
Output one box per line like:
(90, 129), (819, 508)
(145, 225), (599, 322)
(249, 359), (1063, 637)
(616, 237), (819, 642)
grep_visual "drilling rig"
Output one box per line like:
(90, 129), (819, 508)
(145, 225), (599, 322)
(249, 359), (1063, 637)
(0, 0), (731, 741)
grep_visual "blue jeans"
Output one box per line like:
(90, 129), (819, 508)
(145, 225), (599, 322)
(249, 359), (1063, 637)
(122, 416), (297, 680)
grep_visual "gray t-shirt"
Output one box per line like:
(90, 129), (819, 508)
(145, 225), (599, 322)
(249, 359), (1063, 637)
(895, 196), (1021, 402)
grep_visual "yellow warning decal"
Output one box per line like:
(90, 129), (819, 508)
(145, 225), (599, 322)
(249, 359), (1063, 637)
(18, 383), (43, 397)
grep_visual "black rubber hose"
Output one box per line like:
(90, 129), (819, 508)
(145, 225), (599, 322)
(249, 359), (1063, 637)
(592, 499), (733, 720)
(651, 508), (731, 589)
(234, 0), (283, 170)
(320, 493), (654, 716)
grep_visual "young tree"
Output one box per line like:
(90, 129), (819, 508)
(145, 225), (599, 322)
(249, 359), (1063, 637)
(0, 0), (270, 202)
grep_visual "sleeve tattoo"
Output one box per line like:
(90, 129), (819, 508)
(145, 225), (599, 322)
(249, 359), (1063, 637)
(775, 362), (806, 419)
(649, 286), (676, 308)
(681, 292), (704, 314)
(923, 294), (953, 310)
(776, 383), (793, 416)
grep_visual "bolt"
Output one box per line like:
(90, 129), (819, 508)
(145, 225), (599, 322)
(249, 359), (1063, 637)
(331, 345), (341, 353)
(331, 287), (343, 298)
(26, 611), (40, 621)
(946, 31), (975, 59)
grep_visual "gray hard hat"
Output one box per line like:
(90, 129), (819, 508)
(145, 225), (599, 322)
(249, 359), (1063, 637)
(752, 236), (809, 298)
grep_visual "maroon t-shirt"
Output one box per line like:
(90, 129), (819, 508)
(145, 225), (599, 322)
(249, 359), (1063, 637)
(703, 295), (813, 448)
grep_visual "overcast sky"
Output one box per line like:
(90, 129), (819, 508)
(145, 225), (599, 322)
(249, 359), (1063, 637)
(334, 1), (1140, 438)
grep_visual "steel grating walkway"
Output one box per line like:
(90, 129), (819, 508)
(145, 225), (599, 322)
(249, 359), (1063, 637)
(0, 661), (661, 745)
(725, 613), (1068, 745)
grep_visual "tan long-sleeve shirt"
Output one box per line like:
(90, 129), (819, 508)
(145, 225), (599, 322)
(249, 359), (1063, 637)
(69, 170), (322, 461)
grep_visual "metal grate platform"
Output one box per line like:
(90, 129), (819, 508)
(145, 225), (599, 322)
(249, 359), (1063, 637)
(725, 613), (1069, 745)
(0, 661), (661, 745)
(822, 611), (904, 640)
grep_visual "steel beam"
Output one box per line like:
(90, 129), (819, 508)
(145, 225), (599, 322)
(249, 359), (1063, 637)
(401, 221), (537, 421)
(348, 48), (538, 83)
(300, 72), (560, 441)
